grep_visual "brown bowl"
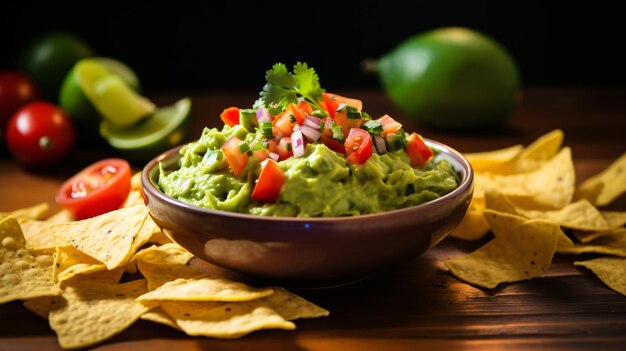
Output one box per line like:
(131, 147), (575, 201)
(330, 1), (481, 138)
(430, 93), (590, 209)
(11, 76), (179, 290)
(142, 139), (473, 288)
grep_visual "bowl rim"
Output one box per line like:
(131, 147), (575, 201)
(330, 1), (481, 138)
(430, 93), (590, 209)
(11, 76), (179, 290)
(141, 138), (474, 223)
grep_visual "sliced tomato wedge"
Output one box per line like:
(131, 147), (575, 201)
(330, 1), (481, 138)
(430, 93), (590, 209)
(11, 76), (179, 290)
(344, 128), (372, 164)
(377, 114), (403, 137)
(220, 106), (240, 127)
(406, 132), (434, 167)
(221, 136), (249, 176)
(251, 159), (286, 203)
(322, 93), (362, 118)
(55, 158), (131, 220)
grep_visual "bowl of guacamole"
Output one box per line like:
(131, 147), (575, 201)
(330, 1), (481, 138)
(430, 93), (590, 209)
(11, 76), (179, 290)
(141, 62), (473, 287)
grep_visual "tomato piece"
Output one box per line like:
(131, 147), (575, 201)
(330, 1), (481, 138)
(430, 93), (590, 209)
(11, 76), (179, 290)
(5, 101), (75, 166)
(220, 106), (240, 127)
(251, 159), (285, 203)
(252, 147), (270, 162)
(273, 111), (295, 136)
(288, 103), (307, 125)
(322, 93), (362, 118)
(377, 114), (403, 137)
(297, 100), (313, 115)
(344, 128), (372, 164)
(221, 136), (249, 176)
(333, 109), (363, 136)
(276, 136), (294, 161)
(55, 158), (131, 220)
(267, 138), (278, 153)
(0, 71), (40, 126)
(321, 118), (346, 153)
(406, 132), (434, 167)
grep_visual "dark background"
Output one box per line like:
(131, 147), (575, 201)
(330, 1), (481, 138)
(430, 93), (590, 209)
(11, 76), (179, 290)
(1, 1), (624, 93)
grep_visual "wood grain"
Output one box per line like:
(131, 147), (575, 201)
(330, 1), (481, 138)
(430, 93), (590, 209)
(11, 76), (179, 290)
(1, 88), (625, 350)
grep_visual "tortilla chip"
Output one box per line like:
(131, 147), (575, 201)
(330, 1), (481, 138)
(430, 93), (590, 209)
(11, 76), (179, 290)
(49, 279), (153, 350)
(49, 205), (148, 270)
(574, 257), (626, 296)
(445, 210), (561, 289)
(574, 228), (626, 244)
(0, 217), (61, 303)
(52, 245), (106, 283)
(513, 129), (564, 173)
(0, 202), (49, 220)
(601, 211), (626, 228)
(18, 218), (66, 250)
(141, 308), (181, 330)
(23, 296), (60, 319)
(464, 144), (523, 174)
(138, 277), (274, 302)
(123, 190), (145, 208)
(47, 209), (75, 223)
(160, 300), (295, 339)
(131, 171), (142, 190)
(129, 215), (162, 254)
(263, 287), (329, 320)
(558, 231), (626, 256)
(576, 152), (626, 206)
(133, 243), (199, 290)
(449, 206), (490, 241)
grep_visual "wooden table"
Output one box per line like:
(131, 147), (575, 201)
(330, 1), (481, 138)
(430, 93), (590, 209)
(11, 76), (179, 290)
(1, 88), (625, 350)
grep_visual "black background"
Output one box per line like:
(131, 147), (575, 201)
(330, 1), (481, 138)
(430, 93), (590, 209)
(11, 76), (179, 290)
(1, 1), (624, 92)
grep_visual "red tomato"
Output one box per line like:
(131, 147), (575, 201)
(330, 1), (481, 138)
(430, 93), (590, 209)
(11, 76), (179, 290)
(344, 128), (372, 164)
(405, 132), (434, 167)
(220, 106), (240, 127)
(288, 103), (307, 125)
(333, 109), (363, 136)
(276, 136), (294, 160)
(251, 159), (285, 203)
(56, 158), (131, 220)
(321, 118), (346, 154)
(377, 114), (403, 137)
(297, 100), (313, 115)
(5, 101), (75, 166)
(0, 71), (40, 127)
(322, 92), (362, 118)
(273, 112), (295, 137)
(221, 136), (249, 176)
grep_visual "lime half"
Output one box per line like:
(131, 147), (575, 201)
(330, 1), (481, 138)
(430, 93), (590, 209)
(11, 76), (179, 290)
(100, 97), (192, 161)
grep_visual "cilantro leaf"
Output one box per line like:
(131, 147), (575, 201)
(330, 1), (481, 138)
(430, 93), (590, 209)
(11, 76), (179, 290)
(293, 62), (323, 103)
(331, 121), (344, 142)
(259, 62), (325, 112)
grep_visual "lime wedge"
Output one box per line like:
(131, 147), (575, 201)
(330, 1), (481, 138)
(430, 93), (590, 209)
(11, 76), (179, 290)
(75, 60), (155, 127)
(90, 57), (141, 91)
(100, 97), (192, 160)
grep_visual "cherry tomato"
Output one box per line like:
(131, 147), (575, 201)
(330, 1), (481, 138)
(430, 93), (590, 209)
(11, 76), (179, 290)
(344, 128), (372, 164)
(251, 159), (285, 203)
(5, 101), (75, 166)
(56, 158), (131, 220)
(0, 71), (40, 127)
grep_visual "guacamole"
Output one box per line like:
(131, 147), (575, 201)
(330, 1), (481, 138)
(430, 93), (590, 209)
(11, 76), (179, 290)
(159, 125), (459, 217)
(157, 62), (460, 217)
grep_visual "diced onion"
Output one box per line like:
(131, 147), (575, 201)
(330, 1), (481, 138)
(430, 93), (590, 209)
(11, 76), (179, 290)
(293, 124), (301, 132)
(374, 135), (387, 154)
(301, 125), (322, 142)
(269, 152), (279, 161)
(256, 107), (272, 123)
(304, 115), (321, 129)
(291, 130), (305, 158)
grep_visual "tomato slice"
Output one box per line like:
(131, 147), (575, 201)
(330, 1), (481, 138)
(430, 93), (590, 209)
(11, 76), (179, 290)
(344, 128), (372, 164)
(322, 93), (362, 118)
(377, 114), (403, 137)
(406, 132), (434, 167)
(55, 158), (131, 220)
(251, 159), (286, 203)
(221, 136), (249, 176)
(220, 106), (240, 127)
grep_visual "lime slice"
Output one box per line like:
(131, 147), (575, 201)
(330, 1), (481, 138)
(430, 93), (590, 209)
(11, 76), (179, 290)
(100, 97), (192, 161)
(90, 57), (141, 91)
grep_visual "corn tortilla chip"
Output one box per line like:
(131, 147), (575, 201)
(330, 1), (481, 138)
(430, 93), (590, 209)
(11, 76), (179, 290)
(576, 152), (626, 206)
(264, 287), (330, 320)
(0, 202), (49, 220)
(49, 279), (153, 350)
(123, 190), (145, 208)
(0, 217), (61, 303)
(52, 245), (106, 283)
(49, 205), (148, 270)
(574, 257), (626, 296)
(558, 231), (626, 257)
(445, 210), (561, 289)
(23, 296), (59, 319)
(601, 211), (626, 228)
(512, 129), (564, 173)
(464, 144), (523, 174)
(18, 218), (66, 250)
(450, 206), (490, 241)
(141, 308), (181, 330)
(131, 171), (142, 190)
(138, 277), (274, 302)
(574, 228), (626, 244)
(133, 244), (199, 290)
(129, 215), (162, 254)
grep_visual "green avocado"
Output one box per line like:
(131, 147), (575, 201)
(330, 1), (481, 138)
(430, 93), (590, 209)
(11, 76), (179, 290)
(158, 126), (460, 217)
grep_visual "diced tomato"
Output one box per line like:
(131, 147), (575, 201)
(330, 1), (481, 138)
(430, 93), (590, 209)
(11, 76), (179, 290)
(297, 100), (313, 115)
(334, 109), (363, 136)
(267, 139), (278, 153)
(221, 136), (249, 176)
(252, 147), (269, 162)
(405, 132), (434, 167)
(322, 93), (362, 118)
(220, 107), (240, 127)
(344, 128), (372, 164)
(321, 118), (346, 153)
(251, 159), (286, 203)
(377, 114), (403, 137)
(276, 136), (294, 161)
(288, 103), (306, 125)
(273, 111), (295, 136)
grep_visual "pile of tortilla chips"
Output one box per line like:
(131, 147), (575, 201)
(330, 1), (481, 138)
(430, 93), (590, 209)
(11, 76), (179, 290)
(445, 129), (626, 294)
(0, 174), (328, 350)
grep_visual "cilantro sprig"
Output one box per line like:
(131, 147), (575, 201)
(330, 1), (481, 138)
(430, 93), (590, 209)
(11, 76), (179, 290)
(260, 62), (325, 114)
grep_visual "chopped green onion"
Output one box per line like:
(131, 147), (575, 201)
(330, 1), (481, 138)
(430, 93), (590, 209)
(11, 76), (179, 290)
(362, 120), (383, 135)
(239, 109), (258, 132)
(252, 142), (264, 151)
(345, 106), (361, 119)
(386, 131), (407, 151)
(238, 142), (250, 153)
(361, 111), (372, 120)
(260, 122), (273, 137)
(331, 121), (344, 142)
(312, 110), (328, 118)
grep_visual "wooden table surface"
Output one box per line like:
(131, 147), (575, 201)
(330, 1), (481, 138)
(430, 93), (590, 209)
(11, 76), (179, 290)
(1, 88), (625, 350)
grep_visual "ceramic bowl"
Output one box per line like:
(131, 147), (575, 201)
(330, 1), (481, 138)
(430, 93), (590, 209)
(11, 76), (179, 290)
(142, 139), (473, 288)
